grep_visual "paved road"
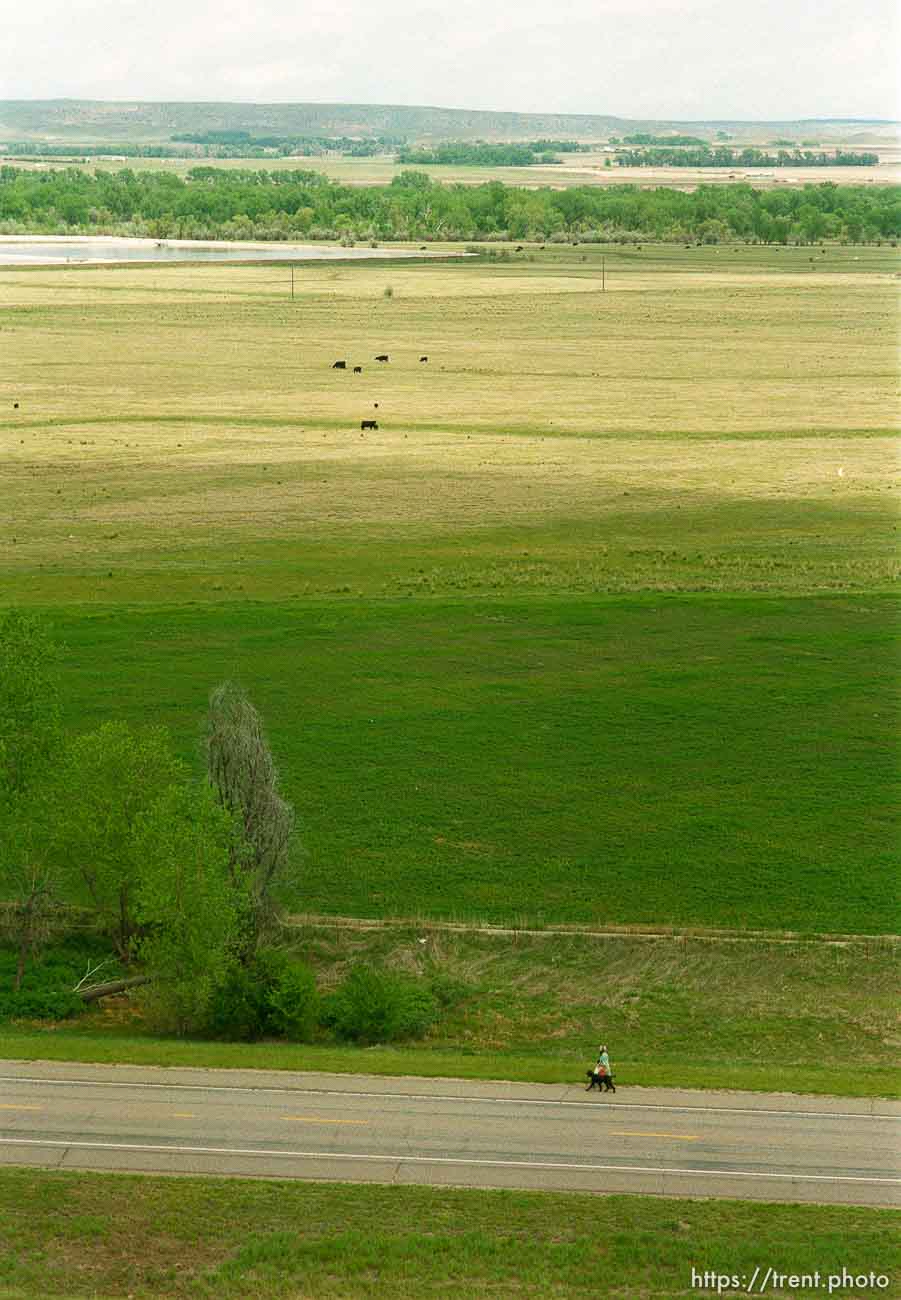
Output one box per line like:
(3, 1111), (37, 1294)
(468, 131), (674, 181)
(0, 1061), (898, 1206)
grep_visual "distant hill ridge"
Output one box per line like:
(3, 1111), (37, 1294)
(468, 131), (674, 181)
(0, 99), (897, 144)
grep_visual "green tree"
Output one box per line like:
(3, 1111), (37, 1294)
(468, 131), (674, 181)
(134, 783), (243, 1034)
(50, 722), (185, 960)
(797, 203), (827, 243)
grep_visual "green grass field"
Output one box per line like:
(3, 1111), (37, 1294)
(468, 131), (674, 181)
(0, 1168), (897, 1299)
(28, 594), (898, 933)
(0, 243), (897, 934)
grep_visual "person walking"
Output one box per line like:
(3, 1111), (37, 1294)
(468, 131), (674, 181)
(597, 1044), (616, 1093)
(585, 1043), (617, 1093)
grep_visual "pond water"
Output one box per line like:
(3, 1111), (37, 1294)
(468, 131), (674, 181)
(0, 237), (436, 266)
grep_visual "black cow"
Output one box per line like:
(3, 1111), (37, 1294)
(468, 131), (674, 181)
(515, 245), (523, 251)
(374, 354), (389, 362)
(13, 402), (18, 409)
(419, 356), (428, 363)
(332, 360), (346, 369)
(353, 365), (362, 373)
(361, 419), (378, 431)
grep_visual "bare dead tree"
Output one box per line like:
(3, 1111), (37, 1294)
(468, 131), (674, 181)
(204, 682), (297, 949)
(0, 864), (60, 991)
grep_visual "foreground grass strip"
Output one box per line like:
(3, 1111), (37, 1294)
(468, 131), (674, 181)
(0, 1167), (897, 1299)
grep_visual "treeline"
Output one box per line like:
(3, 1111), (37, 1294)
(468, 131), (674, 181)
(171, 130), (403, 157)
(396, 140), (587, 166)
(0, 165), (897, 244)
(4, 142), (193, 159)
(620, 133), (706, 146)
(616, 146), (879, 168)
(3, 134), (402, 161)
(527, 139), (590, 152)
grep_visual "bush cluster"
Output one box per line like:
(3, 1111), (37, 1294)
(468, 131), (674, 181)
(321, 965), (440, 1044)
(0, 939), (465, 1047)
(207, 957), (452, 1045)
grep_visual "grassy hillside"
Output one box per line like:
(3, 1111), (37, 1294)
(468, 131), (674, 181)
(0, 98), (895, 144)
(3, 925), (897, 1096)
(0, 244), (896, 934)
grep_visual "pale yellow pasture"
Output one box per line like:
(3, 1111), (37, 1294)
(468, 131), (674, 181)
(0, 247), (896, 598)
(0, 257), (896, 436)
(3, 421), (894, 555)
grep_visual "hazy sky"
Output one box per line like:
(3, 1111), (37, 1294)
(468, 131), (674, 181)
(4, 0), (898, 119)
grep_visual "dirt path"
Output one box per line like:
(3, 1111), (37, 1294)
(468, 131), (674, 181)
(283, 913), (899, 947)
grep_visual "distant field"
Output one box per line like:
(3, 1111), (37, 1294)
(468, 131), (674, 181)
(7, 148), (901, 187)
(0, 243), (897, 932)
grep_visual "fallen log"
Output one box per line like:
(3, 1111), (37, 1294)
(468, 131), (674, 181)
(77, 975), (151, 1003)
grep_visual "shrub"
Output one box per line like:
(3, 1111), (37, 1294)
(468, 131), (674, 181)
(201, 961), (266, 1040)
(266, 960), (319, 1041)
(322, 964), (439, 1044)
(204, 949), (318, 1041)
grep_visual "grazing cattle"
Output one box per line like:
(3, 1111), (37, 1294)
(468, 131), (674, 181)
(361, 419), (378, 431)
(13, 402), (18, 409)
(515, 245), (523, 251)
(419, 356), (428, 363)
(353, 365), (362, 373)
(374, 354), (389, 362)
(332, 360), (346, 369)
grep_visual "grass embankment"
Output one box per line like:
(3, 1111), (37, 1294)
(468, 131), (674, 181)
(0, 244), (896, 932)
(3, 929), (897, 1097)
(0, 1168), (897, 1299)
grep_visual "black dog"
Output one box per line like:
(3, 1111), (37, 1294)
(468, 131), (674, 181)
(585, 1068), (616, 1093)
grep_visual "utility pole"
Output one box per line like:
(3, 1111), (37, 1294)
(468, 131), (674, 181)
(290, 265), (295, 301)
(602, 256), (606, 292)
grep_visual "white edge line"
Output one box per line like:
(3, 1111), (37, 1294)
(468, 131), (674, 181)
(0, 1136), (897, 1185)
(0, 1076), (890, 1122)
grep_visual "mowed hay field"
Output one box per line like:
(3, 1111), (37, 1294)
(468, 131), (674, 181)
(1, 243), (898, 932)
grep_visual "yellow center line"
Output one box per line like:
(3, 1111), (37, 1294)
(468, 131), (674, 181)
(0, 1104), (42, 1111)
(609, 1130), (701, 1142)
(282, 1116), (369, 1126)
